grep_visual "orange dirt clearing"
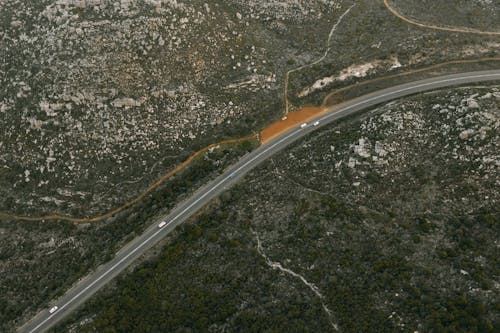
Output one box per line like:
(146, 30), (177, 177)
(260, 107), (327, 144)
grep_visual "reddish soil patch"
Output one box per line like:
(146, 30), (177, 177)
(260, 107), (327, 143)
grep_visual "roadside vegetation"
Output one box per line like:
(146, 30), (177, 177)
(1, 0), (498, 217)
(1, 0), (498, 331)
(0, 138), (257, 333)
(54, 86), (499, 333)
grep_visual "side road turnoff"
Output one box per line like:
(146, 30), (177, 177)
(19, 70), (500, 333)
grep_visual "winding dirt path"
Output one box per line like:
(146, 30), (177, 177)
(2, 1), (499, 223)
(0, 134), (257, 223)
(384, 0), (500, 36)
(284, 5), (355, 114)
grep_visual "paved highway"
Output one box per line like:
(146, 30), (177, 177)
(18, 70), (500, 333)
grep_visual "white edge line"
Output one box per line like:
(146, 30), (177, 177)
(321, 73), (500, 122)
(29, 129), (302, 333)
(28, 72), (500, 332)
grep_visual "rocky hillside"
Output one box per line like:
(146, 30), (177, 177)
(55, 85), (499, 332)
(1, 0), (497, 216)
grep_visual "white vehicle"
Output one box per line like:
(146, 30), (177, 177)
(300, 123), (308, 128)
(49, 306), (58, 314)
(313, 121), (320, 126)
(281, 116), (288, 121)
(158, 221), (167, 228)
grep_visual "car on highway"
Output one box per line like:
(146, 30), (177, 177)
(313, 121), (320, 126)
(158, 221), (167, 228)
(18, 71), (500, 333)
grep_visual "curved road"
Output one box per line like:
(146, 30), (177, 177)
(18, 70), (500, 333)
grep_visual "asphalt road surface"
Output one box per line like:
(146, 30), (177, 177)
(18, 70), (500, 333)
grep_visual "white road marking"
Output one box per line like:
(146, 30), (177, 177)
(29, 128), (303, 333)
(27, 71), (500, 332)
(319, 73), (500, 122)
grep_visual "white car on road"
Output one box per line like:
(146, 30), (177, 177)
(49, 306), (58, 314)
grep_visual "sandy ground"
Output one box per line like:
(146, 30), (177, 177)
(260, 107), (327, 143)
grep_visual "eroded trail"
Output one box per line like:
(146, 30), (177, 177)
(261, 4), (356, 144)
(252, 229), (339, 331)
(284, 5), (355, 114)
(3, 0), (499, 223)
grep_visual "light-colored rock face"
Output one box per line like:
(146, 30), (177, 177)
(0, 0), (344, 215)
(352, 138), (371, 159)
(282, 86), (500, 217)
(298, 56), (402, 98)
(112, 98), (141, 108)
(0, 0), (497, 217)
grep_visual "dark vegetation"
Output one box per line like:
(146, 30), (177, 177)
(53, 189), (498, 333)
(287, 1), (500, 108)
(54, 87), (499, 332)
(388, 0), (500, 32)
(0, 139), (257, 333)
(1, 0), (498, 331)
(1, 0), (498, 216)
